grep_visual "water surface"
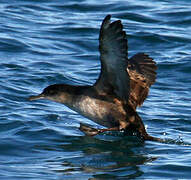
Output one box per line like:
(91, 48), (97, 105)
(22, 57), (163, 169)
(1, 0), (191, 179)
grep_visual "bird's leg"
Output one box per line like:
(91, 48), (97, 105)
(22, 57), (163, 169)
(79, 123), (119, 136)
(98, 127), (119, 133)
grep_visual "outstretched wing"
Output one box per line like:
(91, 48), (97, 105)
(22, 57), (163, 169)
(127, 53), (157, 109)
(94, 15), (130, 103)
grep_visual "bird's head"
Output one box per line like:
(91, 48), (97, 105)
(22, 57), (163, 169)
(28, 84), (73, 104)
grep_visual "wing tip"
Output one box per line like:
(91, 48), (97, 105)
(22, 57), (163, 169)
(104, 14), (111, 21)
(101, 15), (111, 29)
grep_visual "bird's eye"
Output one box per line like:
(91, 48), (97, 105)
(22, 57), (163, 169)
(48, 89), (55, 95)
(43, 88), (56, 96)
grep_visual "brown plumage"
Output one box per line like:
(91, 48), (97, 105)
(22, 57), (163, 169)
(29, 15), (161, 142)
(128, 53), (157, 110)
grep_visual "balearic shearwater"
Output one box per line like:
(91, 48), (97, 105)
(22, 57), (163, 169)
(29, 15), (161, 141)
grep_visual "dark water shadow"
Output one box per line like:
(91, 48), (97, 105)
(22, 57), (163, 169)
(32, 124), (191, 179)
(39, 135), (158, 179)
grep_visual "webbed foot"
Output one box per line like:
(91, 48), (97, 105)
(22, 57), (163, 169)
(79, 123), (100, 136)
(79, 123), (119, 136)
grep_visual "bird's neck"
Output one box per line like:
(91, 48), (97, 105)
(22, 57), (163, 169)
(48, 85), (91, 107)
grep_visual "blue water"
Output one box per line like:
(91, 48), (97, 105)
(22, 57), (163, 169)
(1, 0), (191, 179)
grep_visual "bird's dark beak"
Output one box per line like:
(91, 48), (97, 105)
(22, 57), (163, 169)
(28, 93), (45, 101)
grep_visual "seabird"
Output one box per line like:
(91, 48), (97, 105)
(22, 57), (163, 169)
(29, 15), (160, 141)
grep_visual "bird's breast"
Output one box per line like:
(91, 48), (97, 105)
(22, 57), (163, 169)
(71, 95), (125, 128)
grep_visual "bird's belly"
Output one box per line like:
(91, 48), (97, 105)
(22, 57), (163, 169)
(72, 97), (121, 128)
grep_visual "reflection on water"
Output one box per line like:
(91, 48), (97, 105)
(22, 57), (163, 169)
(36, 135), (157, 179)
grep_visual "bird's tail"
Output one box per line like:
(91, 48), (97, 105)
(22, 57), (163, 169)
(134, 112), (162, 142)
